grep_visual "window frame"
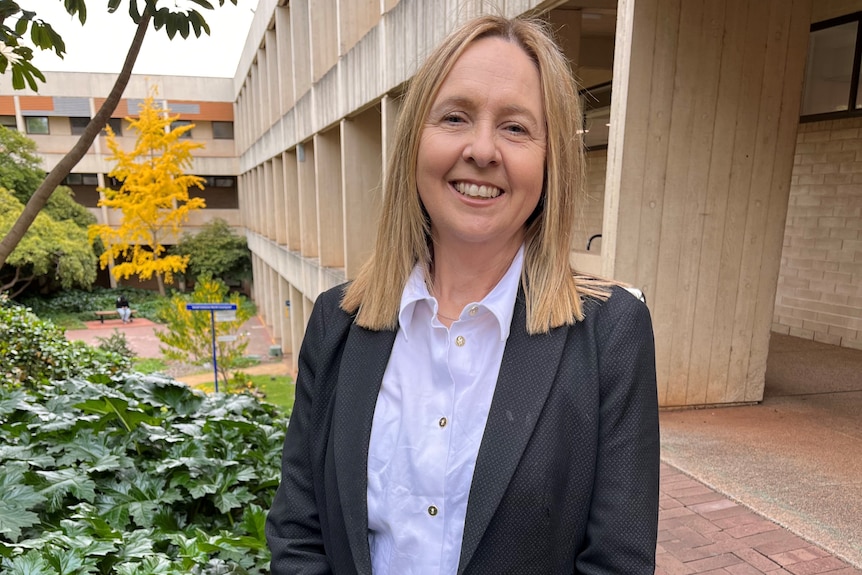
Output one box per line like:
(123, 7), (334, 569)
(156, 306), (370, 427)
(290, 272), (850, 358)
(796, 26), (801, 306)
(25, 116), (50, 135)
(212, 120), (235, 140)
(801, 11), (862, 123)
(171, 120), (193, 139)
(104, 117), (123, 136)
(70, 116), (90, 135)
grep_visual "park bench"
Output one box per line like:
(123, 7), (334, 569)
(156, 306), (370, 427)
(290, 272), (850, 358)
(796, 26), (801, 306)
(94, 309), (137, 324)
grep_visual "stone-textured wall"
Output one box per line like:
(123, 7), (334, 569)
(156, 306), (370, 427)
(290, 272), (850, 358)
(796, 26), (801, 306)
(774, 117), (862, 350)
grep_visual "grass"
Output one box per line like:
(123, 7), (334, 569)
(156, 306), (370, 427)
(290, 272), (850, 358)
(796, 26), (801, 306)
(194, 373), (295, 416)
(133, 358), (169, 374)
(45, 312), (87, 330)
(250, 374), (296, 415)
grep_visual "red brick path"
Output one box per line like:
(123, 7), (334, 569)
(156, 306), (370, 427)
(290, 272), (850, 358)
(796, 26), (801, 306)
(657, 463), (861, 574)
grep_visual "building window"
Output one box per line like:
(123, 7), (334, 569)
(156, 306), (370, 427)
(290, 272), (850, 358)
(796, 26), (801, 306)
(64, 173), (99, 186)
(0, 115), (16, 130)
(212, 121), (234, 139)
(203, 176), (238, 188)
(801, 13), (862, 121)
(70, 117), (90, 135)
(580, 82), (612, 150)
(25, 116), (49, 135)
(106, 117), (123, 136)
(171, 120), (193, 139)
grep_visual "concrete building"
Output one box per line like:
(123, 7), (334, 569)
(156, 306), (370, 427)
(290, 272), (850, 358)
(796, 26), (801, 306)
(3, 0), (861, 407)
(234, 0), (862, 408)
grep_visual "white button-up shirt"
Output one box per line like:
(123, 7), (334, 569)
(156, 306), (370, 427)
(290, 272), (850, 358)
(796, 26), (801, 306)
(367, 247), (523, 574)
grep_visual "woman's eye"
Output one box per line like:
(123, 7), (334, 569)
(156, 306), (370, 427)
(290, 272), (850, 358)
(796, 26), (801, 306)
(443, 114), (464, 124)
(505, 124), (526, 135)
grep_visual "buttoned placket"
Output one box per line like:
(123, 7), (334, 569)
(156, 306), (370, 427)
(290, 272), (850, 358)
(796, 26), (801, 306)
(425, 309), (477, 534)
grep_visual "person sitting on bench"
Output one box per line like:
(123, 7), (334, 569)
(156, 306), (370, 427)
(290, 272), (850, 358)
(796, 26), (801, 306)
(116, 295), (132, 324)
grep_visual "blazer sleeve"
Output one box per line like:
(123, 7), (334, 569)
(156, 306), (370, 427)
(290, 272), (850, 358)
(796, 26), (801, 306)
(266, 291), (336, 575)
(576, 290), (660, 574)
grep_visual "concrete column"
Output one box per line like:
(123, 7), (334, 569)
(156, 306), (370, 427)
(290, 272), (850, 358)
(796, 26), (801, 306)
(298, 140), (319, 257)
(289, 284), (305, 371)
(341, 108), (383, 278)
(604, 0), (813, 406)
(315, 128), (344, 268)
(284, 150), (302, 251)
(279, 275), (293, 356)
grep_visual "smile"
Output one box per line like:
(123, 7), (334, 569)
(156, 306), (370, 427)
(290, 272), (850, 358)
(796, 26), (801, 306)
(453, 181), (502, 199)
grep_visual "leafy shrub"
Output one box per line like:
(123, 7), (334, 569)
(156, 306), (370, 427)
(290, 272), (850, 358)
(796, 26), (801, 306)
(156, 278), (255, 391)
(0, 371), (287, 573)
(95, 329), (137, 362)
(0, 295), (129, 388)
(18, 287), (166, 324)
(171, 218), (252, 287)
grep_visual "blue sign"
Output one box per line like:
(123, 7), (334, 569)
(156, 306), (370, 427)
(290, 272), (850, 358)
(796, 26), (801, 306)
(185, 303), (238, 311)
(184, 302), (239, 392)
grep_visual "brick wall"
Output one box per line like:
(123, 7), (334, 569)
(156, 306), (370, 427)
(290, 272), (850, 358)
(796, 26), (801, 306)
(774, 117), (862, 350)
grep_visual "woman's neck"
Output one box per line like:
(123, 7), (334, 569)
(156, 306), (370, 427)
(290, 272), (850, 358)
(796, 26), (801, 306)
(428, 238), (522, 317)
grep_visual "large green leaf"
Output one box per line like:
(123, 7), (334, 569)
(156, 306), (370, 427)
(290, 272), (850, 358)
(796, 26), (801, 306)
(74, 397), (158, 431)
(0, 549), (53, 575)
(36, 468), (97, 512)
(53, 430), (133, 472)
(44, 546), (99, 575)
(0, 466), (45, 540)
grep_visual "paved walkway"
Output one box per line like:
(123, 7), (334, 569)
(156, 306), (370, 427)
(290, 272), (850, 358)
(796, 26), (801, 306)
(658, 463), (861, 574)
(64, 320), (862, 573)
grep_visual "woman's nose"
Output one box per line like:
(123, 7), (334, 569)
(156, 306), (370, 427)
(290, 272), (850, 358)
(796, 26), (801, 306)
(463, 124), (500, 167)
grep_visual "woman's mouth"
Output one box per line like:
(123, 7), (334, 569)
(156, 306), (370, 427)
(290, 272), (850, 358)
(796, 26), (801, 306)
(453, 181), (502, 199)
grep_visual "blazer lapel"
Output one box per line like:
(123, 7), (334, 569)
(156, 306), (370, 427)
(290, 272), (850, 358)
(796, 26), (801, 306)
(331, 324), (397, 575)
(457, 294), (569, 574)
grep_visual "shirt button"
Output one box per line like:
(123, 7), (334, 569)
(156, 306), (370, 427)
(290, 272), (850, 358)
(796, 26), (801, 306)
(455, 335), (465, 347)
(439, 417), (448, 428)
(468, 305), (478, 316)
(428, 505), (438, 517)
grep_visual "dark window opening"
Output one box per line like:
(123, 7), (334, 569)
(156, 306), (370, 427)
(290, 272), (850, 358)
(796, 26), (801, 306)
(212, 121), (235, 139)
(171, 120), (193, 139)
(70, 117), (90, 135)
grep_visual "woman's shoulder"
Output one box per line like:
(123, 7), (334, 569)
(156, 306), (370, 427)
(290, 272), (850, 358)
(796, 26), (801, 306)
(578, 280), (651, 329)
(309, 283), (354, 322)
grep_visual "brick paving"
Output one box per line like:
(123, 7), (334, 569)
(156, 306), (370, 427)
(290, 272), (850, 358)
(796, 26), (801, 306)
(657, 463), (862, 574)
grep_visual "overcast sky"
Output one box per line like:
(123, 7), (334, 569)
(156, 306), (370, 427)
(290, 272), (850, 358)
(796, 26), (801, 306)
(26, 0), (259, 78)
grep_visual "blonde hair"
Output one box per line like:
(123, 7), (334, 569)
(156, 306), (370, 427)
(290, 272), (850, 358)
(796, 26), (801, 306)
(341, 14), (610, 334)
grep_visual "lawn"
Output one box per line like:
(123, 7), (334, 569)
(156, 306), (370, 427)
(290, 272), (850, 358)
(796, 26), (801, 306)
(194, 373), (295, 416)
(249, 374), (296, 415)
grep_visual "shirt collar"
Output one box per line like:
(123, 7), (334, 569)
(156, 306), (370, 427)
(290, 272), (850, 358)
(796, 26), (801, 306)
(398, 245), (524, 341)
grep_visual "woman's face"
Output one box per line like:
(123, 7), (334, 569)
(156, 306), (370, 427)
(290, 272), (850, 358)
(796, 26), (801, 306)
(416, 36), (546, 254)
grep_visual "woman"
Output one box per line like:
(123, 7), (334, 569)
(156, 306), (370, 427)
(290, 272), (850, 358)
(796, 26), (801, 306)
(266, 14), (659, 575)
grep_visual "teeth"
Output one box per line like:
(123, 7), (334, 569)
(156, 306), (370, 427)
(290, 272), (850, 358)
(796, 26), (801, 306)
(454, 182), (501, 198)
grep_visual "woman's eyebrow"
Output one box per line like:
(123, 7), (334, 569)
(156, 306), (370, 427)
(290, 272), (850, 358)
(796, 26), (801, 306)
(430, 96), (541, 124)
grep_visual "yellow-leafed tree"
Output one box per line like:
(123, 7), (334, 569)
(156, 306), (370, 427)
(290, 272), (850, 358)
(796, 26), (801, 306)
(89, 93), (205, 296)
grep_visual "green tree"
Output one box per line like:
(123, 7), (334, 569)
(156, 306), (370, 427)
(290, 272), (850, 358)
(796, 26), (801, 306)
(155, 276), (253, 390)
(89, 93), (206, 296)
(172, 218), (251, 287)
(0, 127), (98, 295)
(0, 125), (44, 196)
(0, 187), (97, 296)
(0, 0), (238, 272)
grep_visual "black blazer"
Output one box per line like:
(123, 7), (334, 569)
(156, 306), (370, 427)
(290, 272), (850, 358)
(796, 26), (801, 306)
(266, 284), (659, 574)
